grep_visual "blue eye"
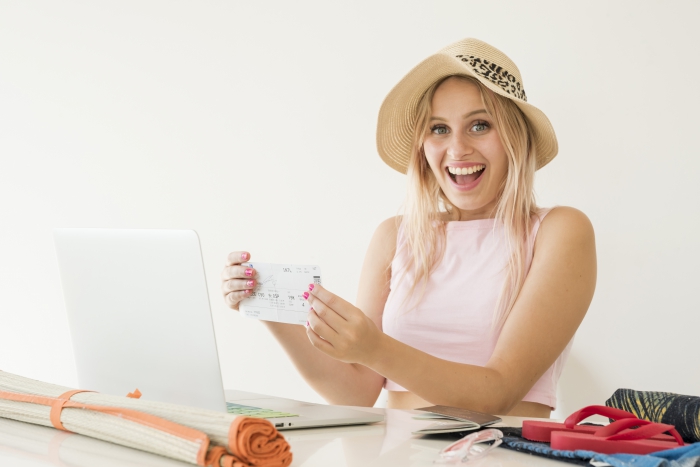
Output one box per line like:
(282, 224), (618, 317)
(472, 121), (489, 132)
(431, 125), (449, 135)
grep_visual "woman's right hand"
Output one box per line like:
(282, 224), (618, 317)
(221, 251), (257, 311)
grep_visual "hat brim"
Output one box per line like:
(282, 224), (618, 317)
(376, 53), (558, 174)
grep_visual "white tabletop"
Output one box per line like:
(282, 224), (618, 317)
(283, 407), (563, 466)
(0, 393), (564, 467)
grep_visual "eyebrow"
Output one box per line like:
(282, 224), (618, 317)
(429, 109), (488, 121)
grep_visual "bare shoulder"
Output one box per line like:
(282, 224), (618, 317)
(374, 215), (401, 237)
(531, 206), (597, 287)
(537, 206), (595, 248)
(368, 216), (401, 258)
(357, 216), (402, 327)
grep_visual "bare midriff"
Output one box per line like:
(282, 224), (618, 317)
(386, 391), (551, 418)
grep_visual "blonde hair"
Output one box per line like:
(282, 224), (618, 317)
(399, 75), (538, 329)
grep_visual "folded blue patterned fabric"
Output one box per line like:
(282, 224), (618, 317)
(495, 428), (700, 467)
(594, 444), (700, 467)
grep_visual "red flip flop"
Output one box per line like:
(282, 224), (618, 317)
(522, 405), (676, 443)
(551, 418), (685, 454)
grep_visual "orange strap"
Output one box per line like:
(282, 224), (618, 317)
(0, 389), (211, 466)
(50, 389), (93, 431)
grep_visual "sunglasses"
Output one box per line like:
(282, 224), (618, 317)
(434, 428), (503, 464)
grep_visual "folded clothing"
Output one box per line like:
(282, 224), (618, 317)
(606, 389), (700, 443)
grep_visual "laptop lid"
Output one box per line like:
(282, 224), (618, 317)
(55, 228), (384, 429)
(54, 228), (227, 412)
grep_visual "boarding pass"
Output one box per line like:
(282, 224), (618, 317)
(239, 262), (321, 325)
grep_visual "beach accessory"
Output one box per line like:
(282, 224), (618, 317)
(434, 428), (503, 464)
(0, 370), (292, 467)
(523, 405), (676, 443)
(499, 427), (699, 467)
(550, 418), (685, 455)
(376, 38), (558, 174)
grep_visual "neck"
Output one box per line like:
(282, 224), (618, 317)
(450, 202), (498, 221)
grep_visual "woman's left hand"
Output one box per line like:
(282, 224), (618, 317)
(303, 284), (383, 365)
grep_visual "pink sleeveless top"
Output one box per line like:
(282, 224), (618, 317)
(382, 208), (572, 409)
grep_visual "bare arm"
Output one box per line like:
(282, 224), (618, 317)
(305, 207), (596, 413)
(223, 217), (398, 406)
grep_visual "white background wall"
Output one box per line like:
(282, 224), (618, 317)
(1, 1), (698, 418)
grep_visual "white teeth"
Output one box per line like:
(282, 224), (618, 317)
(448, 165), (485, 175)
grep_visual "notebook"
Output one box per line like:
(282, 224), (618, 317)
(53, 228), (383, 430)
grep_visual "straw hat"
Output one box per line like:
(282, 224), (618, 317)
(376, 38), (558, 174)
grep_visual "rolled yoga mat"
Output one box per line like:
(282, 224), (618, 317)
(0, 370), (292, 467)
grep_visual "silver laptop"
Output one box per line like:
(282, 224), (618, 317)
(53, 228), (383, 430)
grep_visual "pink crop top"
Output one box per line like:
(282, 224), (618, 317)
(382, 208), (572, 409)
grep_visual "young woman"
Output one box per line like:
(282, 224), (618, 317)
(221, 38), (596, 417)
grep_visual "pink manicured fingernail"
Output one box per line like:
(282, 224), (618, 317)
(302, 291), (309, 300)
(241, 252), (249, 261)
(308, 284), (314, 291)
(244, 289), (252, 295)
(305, 321), (309, 327)
(246, 280), (255, 287)
(309, 307), (314, 312)
(244, 268), (253, 277)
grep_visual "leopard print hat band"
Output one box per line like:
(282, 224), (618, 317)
(376, 38), (558, 174)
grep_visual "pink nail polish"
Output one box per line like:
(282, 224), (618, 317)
(309, 307), (314, 312)
(245, 268), (253, 277)
(305, 321), (310, 327)
(241, 252), (249, 261)
(302, 291), (309, 300)
(245, 289), (252, 294)
(246, 280), (255, 287)
(308, 284), (315, 291)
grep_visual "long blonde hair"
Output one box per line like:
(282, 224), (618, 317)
(400, 75), (538, 329)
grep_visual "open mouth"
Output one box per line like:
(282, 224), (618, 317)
(446, 165), (485, 186)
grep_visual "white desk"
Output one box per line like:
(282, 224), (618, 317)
(280, 408), (564, 466)
(0, 392), (564, 467)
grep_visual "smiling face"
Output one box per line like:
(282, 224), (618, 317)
(422, 76), (509, 220)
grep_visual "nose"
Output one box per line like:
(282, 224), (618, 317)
(446, 132), (473, 160)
